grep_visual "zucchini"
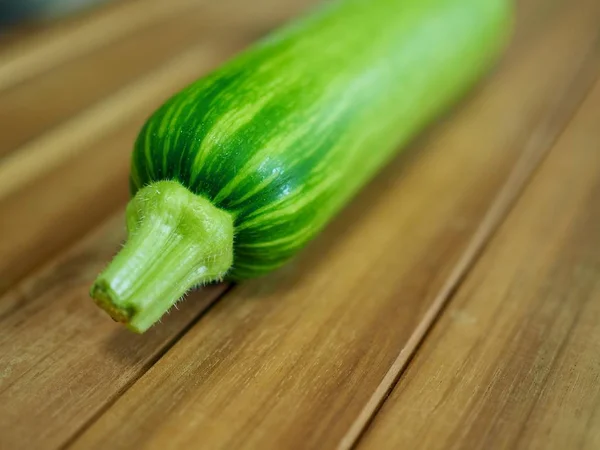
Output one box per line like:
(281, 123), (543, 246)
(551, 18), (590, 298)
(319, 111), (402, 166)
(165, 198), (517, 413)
(91, 0), (513, 332)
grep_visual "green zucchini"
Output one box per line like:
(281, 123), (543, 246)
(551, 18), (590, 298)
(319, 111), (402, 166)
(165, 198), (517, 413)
(91, 0), (513, 332)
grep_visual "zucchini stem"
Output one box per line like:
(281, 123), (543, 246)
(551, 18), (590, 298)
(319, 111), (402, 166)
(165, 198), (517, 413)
(90, 180), (234, 333)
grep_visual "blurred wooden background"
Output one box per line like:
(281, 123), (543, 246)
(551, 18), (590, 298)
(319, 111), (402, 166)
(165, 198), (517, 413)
(1, 0), (600, 448)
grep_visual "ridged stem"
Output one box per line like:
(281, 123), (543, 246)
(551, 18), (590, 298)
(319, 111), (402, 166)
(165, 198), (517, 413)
(90, 180), (234, 333)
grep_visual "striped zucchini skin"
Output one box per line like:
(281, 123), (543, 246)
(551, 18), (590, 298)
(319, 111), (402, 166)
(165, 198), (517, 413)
(130, 0), (512, 280)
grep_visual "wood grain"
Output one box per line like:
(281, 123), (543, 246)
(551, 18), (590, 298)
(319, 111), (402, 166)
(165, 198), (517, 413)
(0, 213), (230, 450)
(0, 0), (200, 91)
(0, 3), (251, 156)
(358, 76), (600, 450)
(0, 42), (239, 200)
(68, 1), (600, 448)
(340, 2), (600, 446)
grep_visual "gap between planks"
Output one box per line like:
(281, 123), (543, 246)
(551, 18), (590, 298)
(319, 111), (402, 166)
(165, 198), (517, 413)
(0, 41), (233, 200)
(0, 0), (203, 92)
(338, 32), (600, 450)
(0, 207), (236, 449)
(57, 283), (237, 450)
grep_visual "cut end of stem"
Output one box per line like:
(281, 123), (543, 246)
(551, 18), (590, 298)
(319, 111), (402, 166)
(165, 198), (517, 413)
(90, 279), (134, 324)
(90, 180), (234, 333)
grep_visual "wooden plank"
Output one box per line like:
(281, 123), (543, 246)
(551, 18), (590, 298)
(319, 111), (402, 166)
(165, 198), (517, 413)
(68, 1), (600, 448)
(0, 214), (229, 450)
(358, 77), (600, 450)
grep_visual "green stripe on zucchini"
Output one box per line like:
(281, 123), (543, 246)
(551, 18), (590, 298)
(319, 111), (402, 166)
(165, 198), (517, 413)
(91, 0), (513, 332)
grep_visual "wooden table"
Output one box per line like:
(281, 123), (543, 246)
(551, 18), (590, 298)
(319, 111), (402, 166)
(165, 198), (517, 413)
(1, 0), (599, 448)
